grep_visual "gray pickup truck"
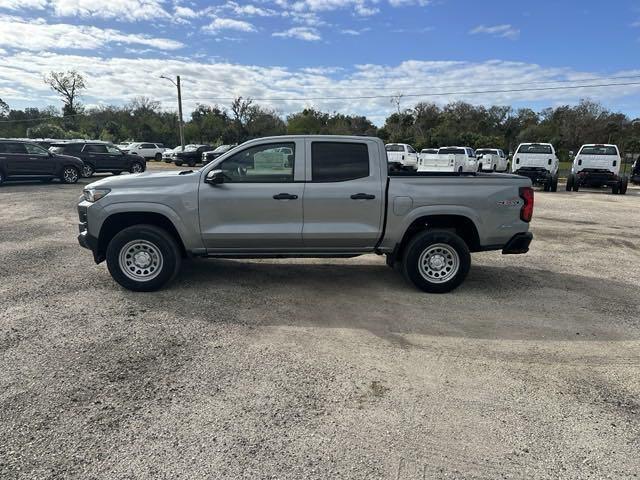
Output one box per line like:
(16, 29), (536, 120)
(77, 135), (533, 293)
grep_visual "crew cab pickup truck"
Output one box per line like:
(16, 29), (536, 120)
(77, 136), (534, 293)
(566, 144), (628, 194)
(385, 143), (419, 170)
(512, 143), (559, 192)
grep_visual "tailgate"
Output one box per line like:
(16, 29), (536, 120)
(578, 154), (616, 169)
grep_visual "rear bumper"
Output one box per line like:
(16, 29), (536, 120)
(514, 168), (553, 185)
(502, 232), (533, 255)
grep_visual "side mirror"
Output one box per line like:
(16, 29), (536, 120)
(205, 169), (225, 185)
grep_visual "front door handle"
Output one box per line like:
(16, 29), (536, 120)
(350, 193), (376, 200)
(273, 193), (298, 200)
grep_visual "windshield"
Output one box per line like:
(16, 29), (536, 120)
(579, 145), (618, 156)
(517, 144), (552, 154)
(386, 145), (404, 152)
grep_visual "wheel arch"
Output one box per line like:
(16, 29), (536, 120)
(96, 211), (187, 262)
(393, 213), (481, 261)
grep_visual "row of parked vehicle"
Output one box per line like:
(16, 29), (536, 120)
(161, 144), (237, 166)
(0, 139), (146, 185)
(385, 142), (637, 195)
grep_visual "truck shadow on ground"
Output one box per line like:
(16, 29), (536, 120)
(162, 258), (640, 343)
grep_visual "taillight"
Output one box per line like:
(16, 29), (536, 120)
(548, 159), (552, 165)
(516, 158), (520, 164)
(613, 160), (617, 167)
(519, 186), (534, 223)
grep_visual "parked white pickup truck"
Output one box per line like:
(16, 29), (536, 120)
(77, 135), (534, 294)
(386, 143), (418, 170)
(566, 144), (628, 194)
(475, 148), (509, 172)
(428, 147), (478, 173)
(512, 143), (559, 192)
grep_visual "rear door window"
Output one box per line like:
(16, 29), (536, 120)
(1, 142), (27, 154)
(311, 142), (369, 182)
(83, 144), (108, 154)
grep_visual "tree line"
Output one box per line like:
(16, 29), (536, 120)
(1, 71), (639, 160)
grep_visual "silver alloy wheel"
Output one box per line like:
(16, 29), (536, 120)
(119, 240), (163, 282)
(63, 167), (78, 183)
(131, 163), (144, 173)
(82, 164), (94, 177)
(417, 243), (459, 283)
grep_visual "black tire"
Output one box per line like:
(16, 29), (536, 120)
(550, 175), (558, 192)
(492, 164), (497, 172)
(130, 161), (144, 174)
(154, 153), (162, 161)
(612, 182), (619, 195)
(457, 166), (463, 174)
(543, 182), (550, 192)
(175, 161), (183, 167)
(401, 230), (471, 294)
(566, 174), (574, 191)
(620, 177), (628, 195)
(573, 179), (579, 192)
(106, 224), (182, 292)
(60, 166), (80, 184)
(81, 163), (95, 178)
(187, 161), (196, 168)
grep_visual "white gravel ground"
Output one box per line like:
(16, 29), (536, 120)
(1, 169), (639, 479)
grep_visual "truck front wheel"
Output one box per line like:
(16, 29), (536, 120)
(106, 224), (182, 292)
(402, 230), (471, 294)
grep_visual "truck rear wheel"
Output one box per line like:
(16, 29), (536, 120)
(620, 177), (628, 195)
(402, 230), (471, 294)
(566, 174), (574, 191)
(550, 175), (558, 192)
(612, 182), (619, 195)
(106, 224), (182, 292)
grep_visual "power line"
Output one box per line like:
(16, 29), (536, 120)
(181, 74), (640, 93)
(187, 81), (640, 102)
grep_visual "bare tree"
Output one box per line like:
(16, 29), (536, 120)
(0, 97), (8, 117)
(44, 70), (87, 116)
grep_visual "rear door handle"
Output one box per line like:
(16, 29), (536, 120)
(273, 193), (298, 200)
(351, 193), (376, 200)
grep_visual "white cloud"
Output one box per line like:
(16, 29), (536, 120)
(0, 14), (183, 50)
(174, 5), (197, 18)
(273, 26), (321, 41)
(50, 0), (170, 21)
(3, 51), (639, 127)
(0, 0), (48, 10)
(388, 0), (432, 6)
(203, 17), (257, 34)
(470, 24), (520, 40)
(224, 2), (278, 17)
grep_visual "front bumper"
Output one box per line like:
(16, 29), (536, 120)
(77, 203), (103, 263)
(502, 232), (533, 255)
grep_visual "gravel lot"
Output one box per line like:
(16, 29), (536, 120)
(1, 167), (639, 479)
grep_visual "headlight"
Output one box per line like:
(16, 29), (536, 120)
(83, 188), (111, 202)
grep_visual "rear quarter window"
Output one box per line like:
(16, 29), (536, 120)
(312, 142), (370, 182)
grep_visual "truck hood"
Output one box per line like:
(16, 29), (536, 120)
(86, 169), (199, 189)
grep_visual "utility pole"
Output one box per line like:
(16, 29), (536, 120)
(160, 75), (185, 151)
(176, 75), (185, 151)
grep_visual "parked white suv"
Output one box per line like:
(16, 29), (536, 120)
(512, 143), (559, 192)
(385, 143), (418, 170)
(475, 148), (509, 172)
(567, 144), (628, 194)
(124, 142), (166, 161)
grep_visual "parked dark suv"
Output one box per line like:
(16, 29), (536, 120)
(632, 158), (640, 185)
(49, 142), (146, 177)
(202, 144), (237, 165)
(0, 139), (84, 185)
(174, 144), (214, 167)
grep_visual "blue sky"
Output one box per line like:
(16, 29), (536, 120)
(1, 0), (640, 124)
